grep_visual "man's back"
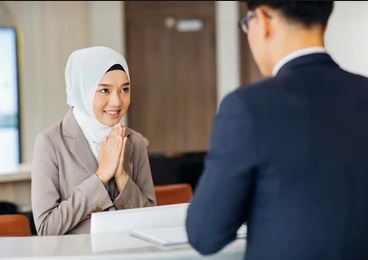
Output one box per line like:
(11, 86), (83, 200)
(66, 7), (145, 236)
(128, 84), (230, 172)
(239, 53), (368, 259)
(186, 2), (368, 259)
(186, 52), (368, 260)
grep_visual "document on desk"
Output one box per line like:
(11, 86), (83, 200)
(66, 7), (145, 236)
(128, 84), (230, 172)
(130, 224), (247, 246)
(130, 226), (188, 246)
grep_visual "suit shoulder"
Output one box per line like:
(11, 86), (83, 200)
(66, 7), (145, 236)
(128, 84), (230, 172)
(239, 76), (279, 92)
(229, 76), (279, 102)
(126, 127), (143, 139)
(36, 119), (63, 141)
(126, 127), (147, 147)
(345, 70), (368, 86)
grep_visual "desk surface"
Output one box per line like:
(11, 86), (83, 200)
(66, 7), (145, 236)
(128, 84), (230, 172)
(0, 232), (246, 259)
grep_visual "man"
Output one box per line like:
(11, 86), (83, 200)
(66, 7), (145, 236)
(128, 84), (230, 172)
(186, 1), (368, 259)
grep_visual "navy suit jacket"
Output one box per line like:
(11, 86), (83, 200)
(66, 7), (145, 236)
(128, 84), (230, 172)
(186, 53), (368, 260)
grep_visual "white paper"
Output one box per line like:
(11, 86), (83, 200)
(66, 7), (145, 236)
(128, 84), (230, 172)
(130, 226), (188, 246)
(130, 224), (247, 247)
(91, 203), (189, 234)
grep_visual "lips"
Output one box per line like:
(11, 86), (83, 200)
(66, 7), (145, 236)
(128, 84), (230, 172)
(104, 110), (120, 115)
(104, 110), (121, 118)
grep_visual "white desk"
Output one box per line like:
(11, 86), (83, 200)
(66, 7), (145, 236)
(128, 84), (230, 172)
(0, 232), (246, 259)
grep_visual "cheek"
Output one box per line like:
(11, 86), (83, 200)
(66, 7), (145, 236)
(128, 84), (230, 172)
(93, 97), (105, 113)
(122, 94), (131, 107)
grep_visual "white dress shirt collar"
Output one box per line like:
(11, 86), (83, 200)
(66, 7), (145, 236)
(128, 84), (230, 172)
(272, 46), (327, 76)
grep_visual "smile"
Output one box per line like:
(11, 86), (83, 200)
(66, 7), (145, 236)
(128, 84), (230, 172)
(103, 110), (121, 118)
(104, 110), (120, 115)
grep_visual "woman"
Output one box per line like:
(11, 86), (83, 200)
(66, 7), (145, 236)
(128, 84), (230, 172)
(31, 46), (156, 235)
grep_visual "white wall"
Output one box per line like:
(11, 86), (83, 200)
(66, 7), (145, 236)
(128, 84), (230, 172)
(88, 1), (124, 55)
(1, 1), (368, 164)
(325, 1), (368, 78)
(215, 1), (240, 107)
(1, 1), (241, 164)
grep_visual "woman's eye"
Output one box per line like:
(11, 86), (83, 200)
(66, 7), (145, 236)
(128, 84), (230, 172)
(121, 87), (129, 93)
(99, 89), (109, 94)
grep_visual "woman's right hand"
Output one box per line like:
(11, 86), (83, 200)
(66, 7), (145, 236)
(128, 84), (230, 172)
(96, 124), (123, 185)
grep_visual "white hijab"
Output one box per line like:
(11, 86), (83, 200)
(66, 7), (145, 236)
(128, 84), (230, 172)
(65, 46), (130, 159)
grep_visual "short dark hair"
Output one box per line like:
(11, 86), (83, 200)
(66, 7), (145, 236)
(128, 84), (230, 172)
(243, 1), (334, 27)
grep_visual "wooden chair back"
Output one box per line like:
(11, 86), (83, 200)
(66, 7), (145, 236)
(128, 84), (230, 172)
(0, 214), (32, 236)
(154, 183), (193, 206)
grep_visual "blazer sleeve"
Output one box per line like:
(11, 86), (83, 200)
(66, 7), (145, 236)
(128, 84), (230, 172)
(31, 133), (113, 236)
(186, 92), (258, 255)
(112, 134), (157, 209)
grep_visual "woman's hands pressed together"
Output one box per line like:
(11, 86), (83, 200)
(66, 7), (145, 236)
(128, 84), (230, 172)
(114, 124), (129, 192)
(96, 123), (128, 190)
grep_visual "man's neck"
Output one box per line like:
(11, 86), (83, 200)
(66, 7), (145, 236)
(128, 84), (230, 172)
(268, 26), (326, 76)
(272, 46), (326, 76)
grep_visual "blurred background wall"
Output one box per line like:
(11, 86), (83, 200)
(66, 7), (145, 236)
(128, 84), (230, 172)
(0, 1), (367, 165)
(1, 1), (123, 163)
(0, 1), (240, 163)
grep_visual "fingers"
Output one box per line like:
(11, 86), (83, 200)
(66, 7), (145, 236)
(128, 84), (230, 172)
(98, 137), (108, 160)
(110, 124), (120, 138)
(113, 123), (126, 145)
(122, 136), (127, 156)
(121, 123), (126, 138)
(118, 136), (127, 170)
(118, 127), (127, 165)
(119, 129), (127, 163)
(110, 123), (126, 137)
(105, 124), (123, 148)
(96, 124), (124, 181)
(115, 131), (127, 179)
(116, 124), (123, 144)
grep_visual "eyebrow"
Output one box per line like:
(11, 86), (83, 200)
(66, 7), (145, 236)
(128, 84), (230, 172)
(98, 82), (130, 87)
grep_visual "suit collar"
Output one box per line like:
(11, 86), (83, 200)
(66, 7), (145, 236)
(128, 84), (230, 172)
(272, 47), (326, 76)
(276, 52), (339, 77)
(61, 110), (96, 174)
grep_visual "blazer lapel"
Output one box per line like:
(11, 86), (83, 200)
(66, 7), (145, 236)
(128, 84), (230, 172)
(69, 131), (98, 175)
(62, 109), (98, 176)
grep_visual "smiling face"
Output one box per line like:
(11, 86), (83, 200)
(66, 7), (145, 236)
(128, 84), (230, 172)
(93, 70), (130, 126)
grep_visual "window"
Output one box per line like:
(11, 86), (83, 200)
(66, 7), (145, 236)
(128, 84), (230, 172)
(0, 27), (21, 173)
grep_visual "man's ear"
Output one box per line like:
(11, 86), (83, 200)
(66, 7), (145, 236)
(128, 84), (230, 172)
(254, 7), (272, 39)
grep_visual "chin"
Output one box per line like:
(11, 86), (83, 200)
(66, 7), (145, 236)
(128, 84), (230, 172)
(98, 117), (123, 127)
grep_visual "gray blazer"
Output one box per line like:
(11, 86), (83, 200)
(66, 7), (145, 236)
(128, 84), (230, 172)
(31, 109), (156, 235)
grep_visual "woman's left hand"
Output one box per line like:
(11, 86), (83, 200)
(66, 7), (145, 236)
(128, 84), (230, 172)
(114, 123), (129, 192)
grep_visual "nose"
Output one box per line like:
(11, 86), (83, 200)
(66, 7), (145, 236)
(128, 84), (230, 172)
(109, 91), (122, 107)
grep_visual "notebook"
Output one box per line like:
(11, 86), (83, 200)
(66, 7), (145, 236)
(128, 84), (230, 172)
(130, 224), (247, 246)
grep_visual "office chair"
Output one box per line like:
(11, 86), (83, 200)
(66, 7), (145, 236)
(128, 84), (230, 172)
(0, 214), (32, 236)
(154, 183), (193, 206)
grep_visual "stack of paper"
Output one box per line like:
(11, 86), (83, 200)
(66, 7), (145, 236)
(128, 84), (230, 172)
(130, 224), (247, 246)
(91, 203), (189, 234)
(130, 226), (188, 246)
